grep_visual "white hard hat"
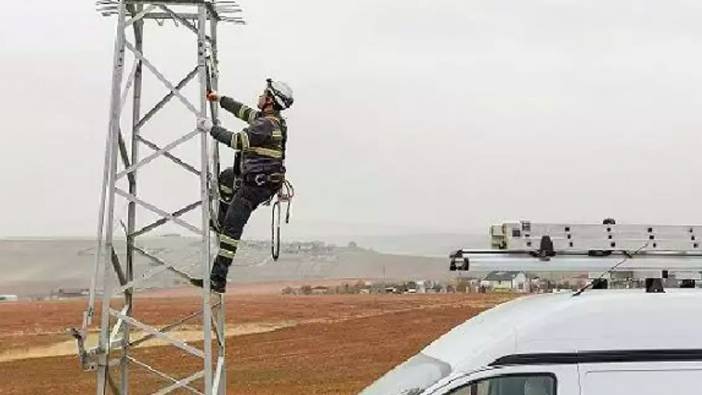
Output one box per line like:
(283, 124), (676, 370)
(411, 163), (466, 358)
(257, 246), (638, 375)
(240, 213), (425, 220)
(266, 78), (294, 109)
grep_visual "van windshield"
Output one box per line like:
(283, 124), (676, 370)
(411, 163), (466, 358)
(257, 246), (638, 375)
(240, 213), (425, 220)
(360, 353), (452, 395)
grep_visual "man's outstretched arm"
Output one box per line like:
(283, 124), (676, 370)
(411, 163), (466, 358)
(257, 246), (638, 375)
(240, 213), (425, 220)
(209, 124), (248, 150)
(220, 96), (260, 124)
(207, 91), (259, 124)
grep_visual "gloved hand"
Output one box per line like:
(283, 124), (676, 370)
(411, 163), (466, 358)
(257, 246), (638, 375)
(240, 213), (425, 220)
(198, 118), (213, 131)
(206, 90), (220, 102)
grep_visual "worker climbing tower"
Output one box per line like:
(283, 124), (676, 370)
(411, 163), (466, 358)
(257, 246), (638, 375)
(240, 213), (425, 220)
(72, 1), (243, 394)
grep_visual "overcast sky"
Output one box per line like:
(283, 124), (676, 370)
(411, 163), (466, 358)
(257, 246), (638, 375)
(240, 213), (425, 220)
(2, 0), (702, 239)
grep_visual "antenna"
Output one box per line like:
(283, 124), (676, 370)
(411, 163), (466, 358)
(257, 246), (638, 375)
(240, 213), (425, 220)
(573, 242), (649, 296)
(72, 2), (243, 394)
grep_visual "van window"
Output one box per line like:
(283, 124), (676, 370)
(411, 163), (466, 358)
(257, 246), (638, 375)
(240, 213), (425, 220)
(583, 369), (702, 395)
(448, 373), (556, 395)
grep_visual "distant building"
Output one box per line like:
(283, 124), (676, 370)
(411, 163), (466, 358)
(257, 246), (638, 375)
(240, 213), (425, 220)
(53, 288), (89, 299)
(481, 271), (529, 292)
(0, 295), (18, 302)
(282, 241), (330, 254)
(528, 276), (552, 293)
(311, 286), (329, 295)
(454, 278), (480, 293)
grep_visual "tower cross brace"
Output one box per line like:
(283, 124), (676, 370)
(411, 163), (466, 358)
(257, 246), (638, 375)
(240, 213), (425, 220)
(73, 1), (244, 394)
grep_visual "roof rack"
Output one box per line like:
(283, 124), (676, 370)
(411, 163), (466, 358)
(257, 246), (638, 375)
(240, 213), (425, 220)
(450, 221), (702, 291)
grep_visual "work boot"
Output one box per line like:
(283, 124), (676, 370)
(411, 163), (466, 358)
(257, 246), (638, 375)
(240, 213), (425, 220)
(210, 259), (229, 293)
(189, 258), (230, 294)
(189, 277), (227, 294)
(210, 276), (227, 294)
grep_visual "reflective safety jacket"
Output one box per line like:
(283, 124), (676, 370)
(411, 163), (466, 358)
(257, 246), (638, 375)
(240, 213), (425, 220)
(210, 96), (287, 175)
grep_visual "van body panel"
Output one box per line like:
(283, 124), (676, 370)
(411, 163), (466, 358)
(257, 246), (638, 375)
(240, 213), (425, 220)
(579, 361), (702, 395)
(361, 290), (702, 394)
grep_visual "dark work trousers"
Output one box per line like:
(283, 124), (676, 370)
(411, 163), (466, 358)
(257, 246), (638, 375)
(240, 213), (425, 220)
(212, 168), (279, 282)
(216, 167), (237, 227)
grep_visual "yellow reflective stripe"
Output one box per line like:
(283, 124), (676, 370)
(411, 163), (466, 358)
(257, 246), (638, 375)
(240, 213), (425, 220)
(240, 132), (250, 150)
(237, 106), (247, 120)
(219, 184), (233, 194)
(266, 117), (283, 140)
(246, 147), (283, 159)
(218, 248), (236, 259)
(248, 110), (258, 124)
(219, 234), (239, 247)
(231, 133), (246, 150)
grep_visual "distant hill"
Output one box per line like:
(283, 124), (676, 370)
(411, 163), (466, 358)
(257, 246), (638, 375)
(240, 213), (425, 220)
(322, 233), (489, 257)
(0, 235), (487, 297)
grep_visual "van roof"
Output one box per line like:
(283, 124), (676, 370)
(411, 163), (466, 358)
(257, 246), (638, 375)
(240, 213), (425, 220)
(423, 289), (702, 374)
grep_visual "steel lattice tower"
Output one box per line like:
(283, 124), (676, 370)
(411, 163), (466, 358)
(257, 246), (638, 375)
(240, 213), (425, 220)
(72, 1), (243, 394)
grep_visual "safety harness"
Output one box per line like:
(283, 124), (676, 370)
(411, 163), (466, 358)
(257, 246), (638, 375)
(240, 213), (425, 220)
(208, 74), (293, 261)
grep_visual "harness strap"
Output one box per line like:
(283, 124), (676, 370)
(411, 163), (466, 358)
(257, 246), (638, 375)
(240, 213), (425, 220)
(244, 172), (285, 187)
(270, 179), (294, 261)
(246, 146), (283, 159)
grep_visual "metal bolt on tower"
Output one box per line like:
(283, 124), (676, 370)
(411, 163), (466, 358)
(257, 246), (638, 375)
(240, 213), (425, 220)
(72, 1), (244, 394)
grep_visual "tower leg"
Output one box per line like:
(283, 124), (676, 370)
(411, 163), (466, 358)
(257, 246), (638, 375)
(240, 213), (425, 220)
(197, 5), (214, 394)
(97, 2), (127, 394)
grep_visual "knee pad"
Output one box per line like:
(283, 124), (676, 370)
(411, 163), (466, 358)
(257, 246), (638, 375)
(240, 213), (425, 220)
(218, 167), (236, 201)
(219, 167), (235, 183)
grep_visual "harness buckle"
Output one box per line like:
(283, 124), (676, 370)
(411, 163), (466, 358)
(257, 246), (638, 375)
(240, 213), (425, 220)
(254, 173), (267, 186)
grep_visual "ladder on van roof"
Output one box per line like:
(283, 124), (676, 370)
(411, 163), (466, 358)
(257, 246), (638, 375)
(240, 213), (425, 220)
(450, 221), (702, 288)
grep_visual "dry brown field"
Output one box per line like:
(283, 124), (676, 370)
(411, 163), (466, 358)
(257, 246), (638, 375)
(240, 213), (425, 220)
(0, 291), (515, 394)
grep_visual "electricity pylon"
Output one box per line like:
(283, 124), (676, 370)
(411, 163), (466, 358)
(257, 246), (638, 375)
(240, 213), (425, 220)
(72, 1), (243, 394)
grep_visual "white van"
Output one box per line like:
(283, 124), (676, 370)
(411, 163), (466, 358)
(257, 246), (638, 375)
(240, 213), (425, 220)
(360, 289), (702, 395)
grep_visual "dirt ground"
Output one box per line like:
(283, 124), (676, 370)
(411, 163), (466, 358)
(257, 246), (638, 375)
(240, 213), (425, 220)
(0, 292), (514, 394)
